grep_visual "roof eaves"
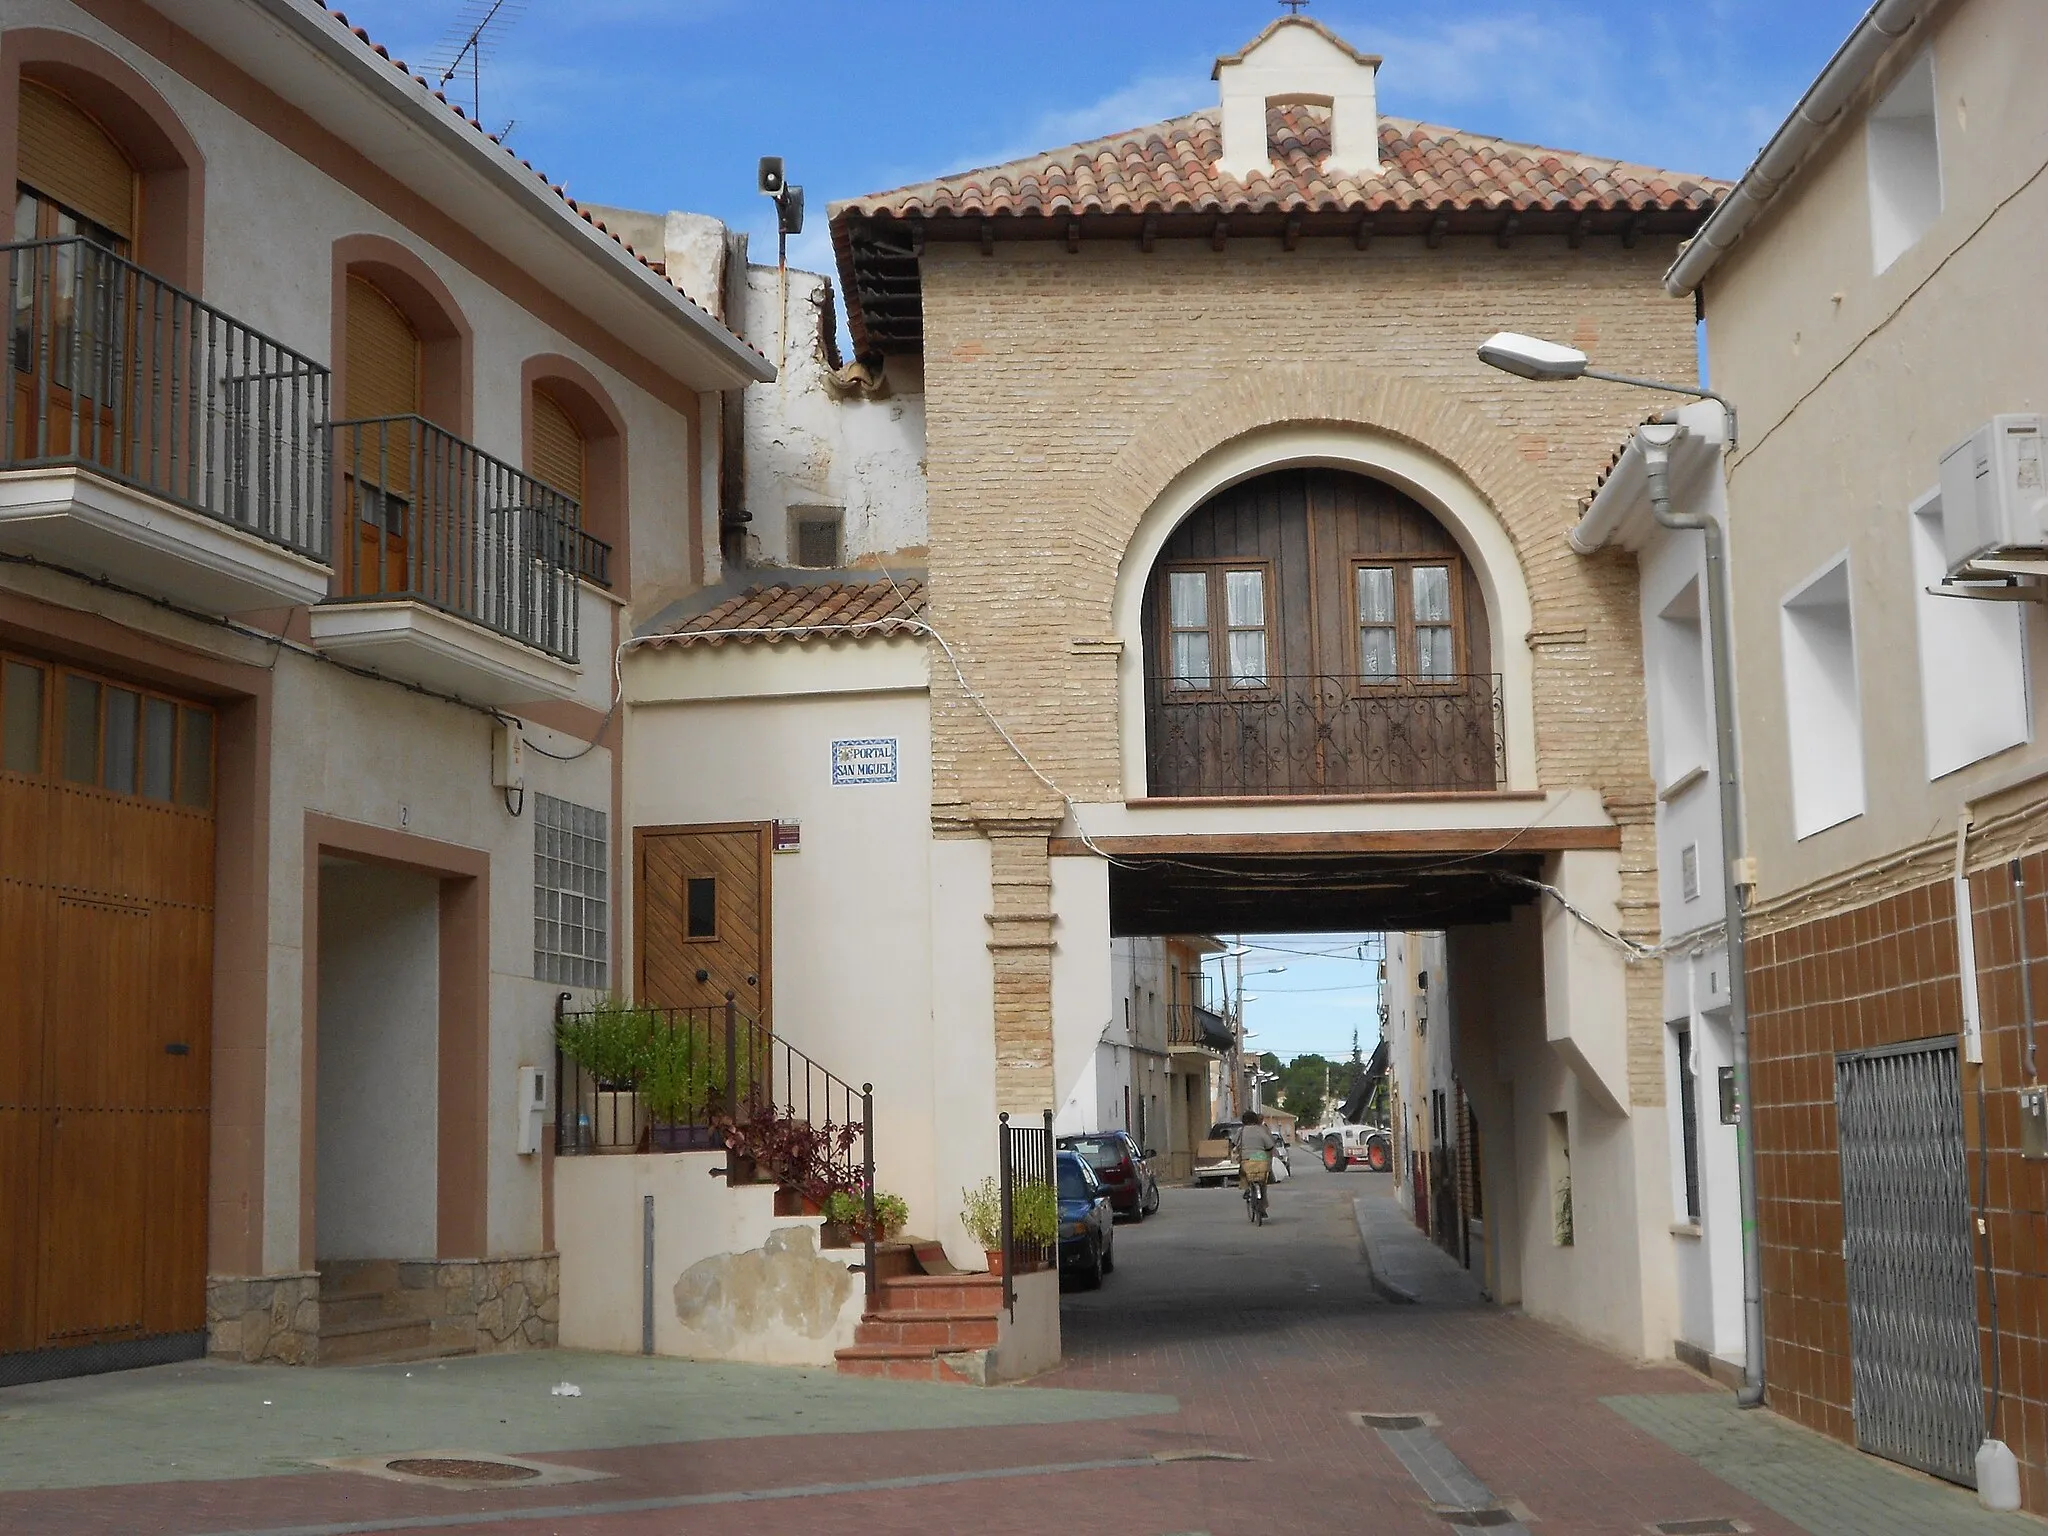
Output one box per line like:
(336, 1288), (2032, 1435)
(1665, 0), (1930, 296)
(270, 1), (773, 384)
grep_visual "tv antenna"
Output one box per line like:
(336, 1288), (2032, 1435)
(1280, 0), (1310, 13)
(425, 0), (528, 125)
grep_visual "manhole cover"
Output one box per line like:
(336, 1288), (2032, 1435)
(386, 1457), (541, 1483)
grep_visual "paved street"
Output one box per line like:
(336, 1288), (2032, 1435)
(1, 1174), (2035, 1535)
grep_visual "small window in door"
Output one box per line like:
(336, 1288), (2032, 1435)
(686, 876), (718, 940)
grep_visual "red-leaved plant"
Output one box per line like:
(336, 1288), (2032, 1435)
(712, 1104), (863, 1208)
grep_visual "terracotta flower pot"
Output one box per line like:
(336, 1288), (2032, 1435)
(984, 1247), (1006, 1276)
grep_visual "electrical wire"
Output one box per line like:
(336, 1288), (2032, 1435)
(656, 571), (1658, 960)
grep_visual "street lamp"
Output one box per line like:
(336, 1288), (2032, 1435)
(1479, 330), (1761, 1412)
(1477, 332), (1737, 446)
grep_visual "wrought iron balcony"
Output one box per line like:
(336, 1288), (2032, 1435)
(1145, 673), (1505, 797)
(4, 236), (330, 559)
(1168, 1002), (1234, 1053)
(331, 414), (601, 663)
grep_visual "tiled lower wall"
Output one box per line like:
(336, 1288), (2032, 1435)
(1747, 853), (2048, 1510)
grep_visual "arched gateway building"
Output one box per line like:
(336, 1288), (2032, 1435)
(622, 16), (1727, 1363)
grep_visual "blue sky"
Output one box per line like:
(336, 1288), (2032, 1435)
(1198, 934), (1386, 1068)
(332, 0), (1867, 1061)
(340, 0), (1869, 284)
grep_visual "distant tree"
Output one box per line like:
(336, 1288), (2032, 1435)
(1278, 1051), (1333, 1128)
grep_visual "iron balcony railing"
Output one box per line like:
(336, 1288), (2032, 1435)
(1167, 1002), (1234, 1053)
(554, 997), (879, 1300)
(333, 414), (605, 662)
(1145, 672), (1506, 797)
(4, 236), (331, 560)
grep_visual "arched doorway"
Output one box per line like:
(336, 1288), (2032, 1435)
(1139, 466), (1501, 797)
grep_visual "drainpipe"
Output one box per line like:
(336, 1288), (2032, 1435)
(1639, 421), (1766, 1409)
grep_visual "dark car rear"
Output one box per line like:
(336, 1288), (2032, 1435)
(1059, 1131), (1158, 1218)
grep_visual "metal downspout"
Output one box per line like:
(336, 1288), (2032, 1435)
(1640, 422), (1766, 1408)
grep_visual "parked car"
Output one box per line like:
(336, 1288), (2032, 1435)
(1059, 1131), (1161, 1218)
(1056, 1150), (1115, 1288)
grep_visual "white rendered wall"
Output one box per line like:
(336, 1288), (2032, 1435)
(931, 836), (1000, 1265)
(556, 1151), (862, 1366)
(623, 658), (936, 1238)
(1050, 857), (1114, 1138)
(739, 266), (929, 567)
(260, 651), (616, 1273)
(1449, 906), (1675, 1357)
(314, 860), (440, 1262)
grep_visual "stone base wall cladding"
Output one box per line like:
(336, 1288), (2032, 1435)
(1745, 828), (2048, 1512)
(206, 1272), (321, 1365)
(398, 1256), (561, 1354)
(917, 240), (1694, 1108)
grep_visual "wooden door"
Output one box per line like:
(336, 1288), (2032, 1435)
(342, 275), (422, 596)
(636, 824), (771, 1025)
(0, 651), (215, 1363)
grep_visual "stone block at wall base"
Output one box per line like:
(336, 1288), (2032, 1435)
(206, 1272), (321, 1365)
(388, 1255), (561, 1354)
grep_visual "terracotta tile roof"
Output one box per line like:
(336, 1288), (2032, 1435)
(321, 9), (766, 372)
(832, 104), (1727, 356)
(833, 104), (1728, 224)
(649, 580), (928, 648)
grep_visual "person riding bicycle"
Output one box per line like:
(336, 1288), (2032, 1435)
(1238, 1108), (1277, 1208)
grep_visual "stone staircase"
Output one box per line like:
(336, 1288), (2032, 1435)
(834, 1240), (1008, 1382)
(315, 1260), (477, 1367)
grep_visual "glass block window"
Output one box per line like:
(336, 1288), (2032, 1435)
(535, 793), (608, 989)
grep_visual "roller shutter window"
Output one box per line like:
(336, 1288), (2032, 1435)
(530, 386), (586, 506)
(17, 82), (134, 241)
(343, 276), (421, 421)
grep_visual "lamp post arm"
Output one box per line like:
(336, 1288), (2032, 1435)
(1583, 369), (1739, 451)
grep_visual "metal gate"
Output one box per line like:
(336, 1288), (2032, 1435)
(1836, 1039), (1983, 1486)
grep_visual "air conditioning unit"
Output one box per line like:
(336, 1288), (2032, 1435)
(1940, 415), (2048, 574)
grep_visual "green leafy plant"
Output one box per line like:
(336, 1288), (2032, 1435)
(960, 1176), (1003, 1250)
(1013, 1181), (1059, 1247)
(556, 997), (658, 1090)
(823, 1188), (909, 1241)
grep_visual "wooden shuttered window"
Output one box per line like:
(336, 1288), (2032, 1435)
(530, 387), (586, 505)
(17, 82), (135, 240)
(343, 275), (421, 421)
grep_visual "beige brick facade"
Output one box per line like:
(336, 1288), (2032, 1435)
(912, 237), (1693, 1107)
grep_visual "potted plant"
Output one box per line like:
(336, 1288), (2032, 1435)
(1013, 1182), (1059, 1270)
(820, 1188), (909, 1248)
(640, 1014), (718, 1150)
(961, 1176), (1003, 1270)
(556, 997), (658, 1151)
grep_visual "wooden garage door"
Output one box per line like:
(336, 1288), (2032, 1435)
(0, 651), (214, 1362)
(636, 824), (770, 1025)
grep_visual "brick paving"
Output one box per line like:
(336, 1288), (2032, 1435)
(0, 1174), (2025, 1535)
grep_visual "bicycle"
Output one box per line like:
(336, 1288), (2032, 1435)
(1241, 1153), (1271, 1225)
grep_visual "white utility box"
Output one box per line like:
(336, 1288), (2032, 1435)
(1940, 414), (2048, 573)
(516, 1064), (548, 1154)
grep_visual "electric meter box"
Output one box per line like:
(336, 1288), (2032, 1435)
(1939, 414), (2048, 573)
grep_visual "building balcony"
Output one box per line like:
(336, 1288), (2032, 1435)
(1168, 1002), (1233, 1058)
(0, 237), (332, 612)
(1144, 673), (1504, 798)
(312, 416), (607, 706)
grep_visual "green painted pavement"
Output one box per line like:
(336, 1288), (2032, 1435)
(1605, 1393), (2038, 1536)
(0, 1349), (1178, 1492)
